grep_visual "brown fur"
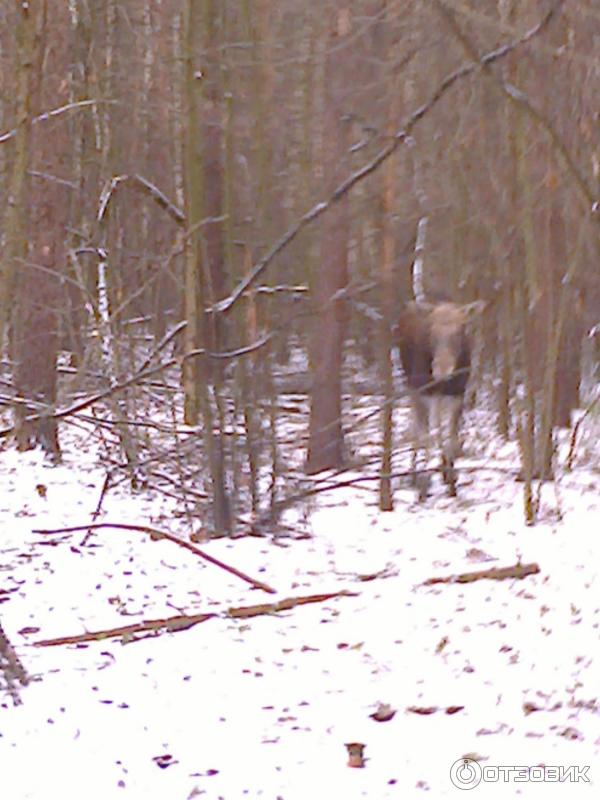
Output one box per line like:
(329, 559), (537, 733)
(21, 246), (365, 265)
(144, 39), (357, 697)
(397, 299), (484, 497)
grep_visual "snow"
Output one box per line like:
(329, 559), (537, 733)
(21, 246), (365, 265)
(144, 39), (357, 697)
(1, 421), (599, 800)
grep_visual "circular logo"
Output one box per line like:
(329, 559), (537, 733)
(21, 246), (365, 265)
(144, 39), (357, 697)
(450, 758), (482, 790)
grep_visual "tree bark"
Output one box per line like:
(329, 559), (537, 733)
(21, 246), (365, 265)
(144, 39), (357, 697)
(0, 0), (35, 351)
(182, 0), (230, 534)
(305, 8), (350, 475)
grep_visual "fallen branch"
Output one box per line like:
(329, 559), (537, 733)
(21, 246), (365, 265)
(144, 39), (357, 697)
(33, 612), (215, 647)
(33, 590), (357, 647)
(226, 590), (358, 619)
(80, 472), (111, 546)
(33, 522), (276, 594)
(262, 463), (520, 523)
(423, 562), (540, 586)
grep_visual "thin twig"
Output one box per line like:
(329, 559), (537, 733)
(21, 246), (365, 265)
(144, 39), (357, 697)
(262, 463), (520, 522)
(33, 522), (276, 594)
(0, 99), (115, 144)
(0, 331), (270, 438)
(80, 473), (111, 546)
(433, 0), (594, 208)
(212, 4), (565, 315)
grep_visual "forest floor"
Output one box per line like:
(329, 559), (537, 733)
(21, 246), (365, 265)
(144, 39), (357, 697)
(0, 409), (599, 799)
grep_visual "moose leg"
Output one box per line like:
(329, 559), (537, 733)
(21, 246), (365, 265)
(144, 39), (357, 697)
(411, 393), (432, 500)
(439, 396), (463, 496)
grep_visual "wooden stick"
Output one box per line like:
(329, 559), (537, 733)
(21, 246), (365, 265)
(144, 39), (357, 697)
(423, 561), (540, 586)
(80, 472), (111, 546)
(226, 590), (358, 619)
(33, 522), (276, 594)
(33, 591), (358, 647)
(33, 612), (215, 647)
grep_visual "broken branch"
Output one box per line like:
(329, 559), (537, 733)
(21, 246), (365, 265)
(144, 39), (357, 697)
(33, 522), (276, 594)
(226, 590), (358, 619)
(423, 562), (540, 586)
(33, 590), (358, 647)
(33, 612), (215, 647)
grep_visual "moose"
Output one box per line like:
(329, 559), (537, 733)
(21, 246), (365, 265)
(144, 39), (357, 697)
(396, 298), (485, 498)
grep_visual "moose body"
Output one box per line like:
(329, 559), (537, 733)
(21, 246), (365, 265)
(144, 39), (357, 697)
(397, 299), (484, 498)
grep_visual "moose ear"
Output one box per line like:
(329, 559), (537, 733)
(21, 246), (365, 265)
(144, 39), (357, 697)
(463, 300), (486, 318)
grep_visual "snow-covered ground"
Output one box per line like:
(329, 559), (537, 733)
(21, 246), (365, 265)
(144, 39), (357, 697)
(1, 416), (599, 799)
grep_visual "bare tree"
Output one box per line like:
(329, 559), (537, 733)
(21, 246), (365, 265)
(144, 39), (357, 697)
(0, 1), (35, 351)
(305, 6), (351, 475)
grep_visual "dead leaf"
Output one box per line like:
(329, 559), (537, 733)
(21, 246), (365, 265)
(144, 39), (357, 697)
(17, 626), (40, 636)
(560, 727), (582, 741)
(152, 754), (177, 769)
(369, 703), (396, 722)
(465, 548), (492, 562)
(462, 752), (487, 763)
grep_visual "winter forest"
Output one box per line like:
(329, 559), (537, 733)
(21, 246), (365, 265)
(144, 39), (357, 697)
(1, 1), (600, 798)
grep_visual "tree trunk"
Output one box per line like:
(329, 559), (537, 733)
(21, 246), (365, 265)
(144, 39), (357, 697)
(0, 1), (35, 351)
(379, 0), (399, 511)
(182, 0), (230, 534)
(305, 9), (350, 475)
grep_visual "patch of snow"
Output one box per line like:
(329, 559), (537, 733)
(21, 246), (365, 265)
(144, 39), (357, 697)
(1, 419), (599, 799)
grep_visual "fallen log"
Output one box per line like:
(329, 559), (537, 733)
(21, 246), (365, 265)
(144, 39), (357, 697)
(423, 561), (540, 586)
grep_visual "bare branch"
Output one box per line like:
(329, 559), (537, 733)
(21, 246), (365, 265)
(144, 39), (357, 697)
(28, 170), (77, 189)
(213, 5), (565, 315)
(97, 173), (185, 225)
(0, 328), (272, 437)
(0, 99), (115, 144)
(433, 0), (595, 209)
(33, 522), (277, 594)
